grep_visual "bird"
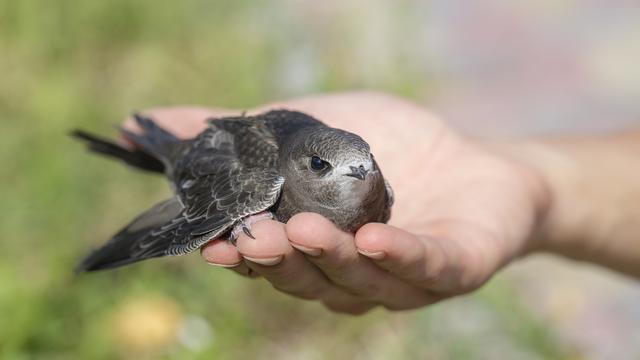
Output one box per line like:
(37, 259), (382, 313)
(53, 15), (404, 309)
(72, 109), (394, 272)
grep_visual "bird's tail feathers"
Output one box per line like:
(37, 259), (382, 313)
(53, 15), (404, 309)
(72, 113), (181, 173)
(70, 129), (165, 173)
(118, 113), (180, 160)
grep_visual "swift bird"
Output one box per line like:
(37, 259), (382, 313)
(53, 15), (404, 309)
(72, 110), (393, 271)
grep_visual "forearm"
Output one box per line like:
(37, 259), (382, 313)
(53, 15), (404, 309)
(512, 130), (640, 277)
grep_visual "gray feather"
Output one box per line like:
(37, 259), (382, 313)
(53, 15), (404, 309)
(74, 110), (392, 271)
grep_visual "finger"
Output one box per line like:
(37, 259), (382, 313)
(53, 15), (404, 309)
(286, 213), (435, 310)
(354, 224), (446, 290)
(200, 239), (259, 277)
(235, 220), (376, 311)
(228, 262), (261, 278)
(354, 222), (492, 294)
(201, 239), (243, 266)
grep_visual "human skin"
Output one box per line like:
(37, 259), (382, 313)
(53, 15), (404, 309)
(124, 92), (640, 314)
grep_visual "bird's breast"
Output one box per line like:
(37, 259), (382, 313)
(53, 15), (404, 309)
(271, 175), (387, 232)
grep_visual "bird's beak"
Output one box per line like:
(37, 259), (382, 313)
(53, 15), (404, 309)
(345, 165), (368, 181)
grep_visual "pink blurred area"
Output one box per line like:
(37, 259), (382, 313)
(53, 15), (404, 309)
(422, 1), (640, 136)
(419, 2), (640, 357)
(275, 0), (640, 136)
(273, 1), (640, 358)
(419, 2), (640, 358)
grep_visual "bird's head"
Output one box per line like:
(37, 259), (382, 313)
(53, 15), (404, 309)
(282, 127), (380, 209)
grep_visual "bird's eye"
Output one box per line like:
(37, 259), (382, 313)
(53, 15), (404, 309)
(310, 155), (329, 171)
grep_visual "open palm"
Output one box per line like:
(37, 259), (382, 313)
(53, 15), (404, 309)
(126, 92), (548, 314)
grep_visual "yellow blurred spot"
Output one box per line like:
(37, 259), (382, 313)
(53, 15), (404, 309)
(546, 287), (586, 324)
(109, 295), (183, 353)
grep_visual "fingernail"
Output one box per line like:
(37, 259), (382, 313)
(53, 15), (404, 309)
(290, 242), (322, 257)
(205, 261), (242, 268)
(357, 249), (386, 260)
(243, 255), (283, 266)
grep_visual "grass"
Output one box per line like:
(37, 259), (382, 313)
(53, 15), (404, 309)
(0, 1), (572, 358)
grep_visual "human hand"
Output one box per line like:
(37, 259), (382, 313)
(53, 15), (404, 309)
(125, 92), (549, 314)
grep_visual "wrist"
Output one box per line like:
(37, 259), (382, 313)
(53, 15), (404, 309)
(496, 137), (607, 258)
(504, 131), (640, 277)
(505, 139), (583, 255)
(479, 139), (553, 258)
(490, 141), (554, 255)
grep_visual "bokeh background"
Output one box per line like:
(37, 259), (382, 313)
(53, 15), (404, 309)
(1, 1), (639, 359)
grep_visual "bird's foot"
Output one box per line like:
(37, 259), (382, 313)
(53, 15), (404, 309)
(229, 211), (274, 245)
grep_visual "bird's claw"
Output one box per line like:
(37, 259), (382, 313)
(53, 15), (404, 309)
(242, 226), (256, 239)
(229, 211), (274, 244)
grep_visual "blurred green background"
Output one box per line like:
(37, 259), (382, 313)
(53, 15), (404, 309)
(2, 1), (639, 359)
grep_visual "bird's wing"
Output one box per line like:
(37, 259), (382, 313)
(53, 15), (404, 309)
(384, 179), (394, 208)
(168, 121), (284, 254)
(166, 167), (285, 255)
(78, 123), (285, 271)
(77, 197), (185, 271)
